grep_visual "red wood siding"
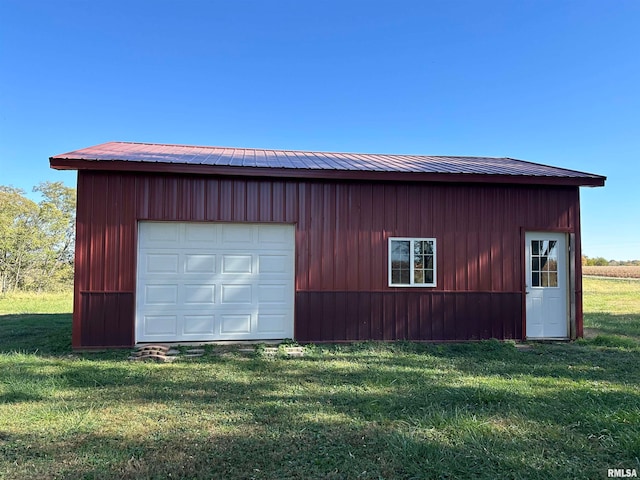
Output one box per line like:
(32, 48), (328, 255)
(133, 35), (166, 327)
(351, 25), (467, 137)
(72, 171), (582, 348)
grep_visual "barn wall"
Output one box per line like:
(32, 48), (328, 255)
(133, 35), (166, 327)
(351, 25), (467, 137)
(73, 171), (581, 347)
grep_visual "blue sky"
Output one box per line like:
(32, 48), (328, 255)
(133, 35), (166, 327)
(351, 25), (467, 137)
(1, 0), (638, 260)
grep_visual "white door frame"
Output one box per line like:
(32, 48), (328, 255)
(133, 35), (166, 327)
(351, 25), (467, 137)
(524, 231), (570, 339)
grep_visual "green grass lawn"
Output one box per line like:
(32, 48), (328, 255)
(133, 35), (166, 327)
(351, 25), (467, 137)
(583, 277), (640, 342)
(0, 281), (639, 479)
(0, 291), (73, 355)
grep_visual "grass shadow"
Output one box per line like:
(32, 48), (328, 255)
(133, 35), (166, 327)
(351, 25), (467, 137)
(0, 313), (72, 355)
(2, 425), (607, 480)
(1, 347), (638, 479)
(584, 312), (640, 342)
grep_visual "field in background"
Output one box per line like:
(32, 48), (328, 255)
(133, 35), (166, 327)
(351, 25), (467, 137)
(583, 265), (640, 279)
(0, 280), (638, 479)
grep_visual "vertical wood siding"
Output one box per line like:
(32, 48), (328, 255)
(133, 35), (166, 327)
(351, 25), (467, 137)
(73, 171), (582, 348)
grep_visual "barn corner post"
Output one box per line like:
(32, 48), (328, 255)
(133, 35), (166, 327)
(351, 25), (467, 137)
(569, 232), (578, 340)
(573, 187), (584, 339)
(71, 171), (84, 349)
(130, 219), (140, 347)
(519, 226), (527, 342)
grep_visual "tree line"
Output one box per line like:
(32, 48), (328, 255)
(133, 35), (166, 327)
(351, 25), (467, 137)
(582, 255), (640, 267)
(0, 182), (75, 292)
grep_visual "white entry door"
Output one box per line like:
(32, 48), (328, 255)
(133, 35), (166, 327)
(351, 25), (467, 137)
(136, 222), (295, 343)
(525, 232), (569, 339)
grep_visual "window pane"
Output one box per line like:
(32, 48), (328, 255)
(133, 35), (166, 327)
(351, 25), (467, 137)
(532, 257), (540, 271)
(425, 256), (433, 269)
(532, 241), (539, 255)
(540, 256), (548, 271)
(414, 270), (424, 284)
(414, 255), (423, 269)
(392, 260), (410, 269)
(392, 268), (410, 285)
(532, 272), (540, 287)
(540, 257), (549, 272)
(424, 270), (434, 284)
(541, 272), (550, 287)
(547, 241), (557, 257)
(546, 259), (557, 273)
(392, 241), (410, 262)
(541, 241), (549, 254)
(414, 242), (423, 255)
(548, 272), (558, 287)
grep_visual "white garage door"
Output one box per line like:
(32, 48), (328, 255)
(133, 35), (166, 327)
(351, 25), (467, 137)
(136, 222), (295, 343)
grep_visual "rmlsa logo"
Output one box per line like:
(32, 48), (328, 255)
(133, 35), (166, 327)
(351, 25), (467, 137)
(608, 469), (638, 478)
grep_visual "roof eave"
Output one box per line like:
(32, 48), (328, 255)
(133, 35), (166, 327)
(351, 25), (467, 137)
(49, 158), (606, 187)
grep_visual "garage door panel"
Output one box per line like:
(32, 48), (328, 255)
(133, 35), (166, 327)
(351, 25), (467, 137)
(144, 284), (179, 305)
(185, 254), (216, 274)
(183, 284), (216, 305)
(257, 314), (286, 334)
(145, 254), (180, 274)
(222, 255), (252, 273)
(142, 222), (180, 245)
(137, 222), (294, 343)
(258, 255), (290, 273)
(185, 223), (218, 244)
(258, 284), (288, 304)
(183, 315), (215, 335)
(143, 315), (178, 336)
(258, 225), (290, 245)
(220, 314), (252, 334)
(221, 225), (254, 246)
(221, 284), (252, 304)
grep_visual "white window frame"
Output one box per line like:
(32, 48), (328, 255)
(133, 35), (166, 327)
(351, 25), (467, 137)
(388, 237), (437, 287)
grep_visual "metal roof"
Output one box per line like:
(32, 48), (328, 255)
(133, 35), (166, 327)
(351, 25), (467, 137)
(50, 141), (606, 186)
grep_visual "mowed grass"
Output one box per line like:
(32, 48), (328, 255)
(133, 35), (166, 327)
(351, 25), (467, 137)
(0, 291), (73, 354)
(0, 281), (639, 479)
(583, 277), (640, 343)
(0, 290), (72, 315)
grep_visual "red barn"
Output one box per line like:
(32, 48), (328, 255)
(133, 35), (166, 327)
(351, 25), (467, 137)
(50, 141), (605, 349)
